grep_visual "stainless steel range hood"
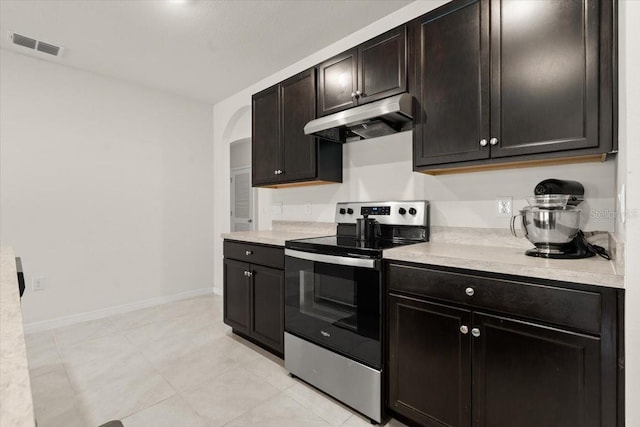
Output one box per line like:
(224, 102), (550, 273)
(304, 93), (413, 143)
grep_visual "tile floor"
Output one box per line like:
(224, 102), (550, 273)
(25, 294), (408, 427)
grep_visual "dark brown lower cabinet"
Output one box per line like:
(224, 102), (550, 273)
(223, 259), (251, 335)
(473, 313), (600, 427)
(386, 262), (623, 427)
(389, 295), (471, 427)
(250, 264), (284, 353)
(223, 240), (285, 356)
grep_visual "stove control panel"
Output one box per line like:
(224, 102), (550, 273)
(335, 200), (429, 226)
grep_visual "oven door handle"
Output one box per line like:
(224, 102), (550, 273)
(285, 249), (377, 269)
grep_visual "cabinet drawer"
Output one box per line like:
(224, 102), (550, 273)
(387, 263), (601, 334)
(224, 240), (284, 269)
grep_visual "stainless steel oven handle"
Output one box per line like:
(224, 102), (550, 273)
(285, 249), (377, 269)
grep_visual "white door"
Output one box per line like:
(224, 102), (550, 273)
(231, 167), (254, 232)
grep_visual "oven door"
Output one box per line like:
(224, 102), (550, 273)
(284, 249), (381, 369)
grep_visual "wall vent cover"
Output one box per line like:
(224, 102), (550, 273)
(8, 32), (64, 57)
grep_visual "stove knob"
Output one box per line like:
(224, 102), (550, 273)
(339, 208), (346, 215)
(347, 208), (354, 215)
(398, 207), (406, 215)
(408, 207), (417, 216)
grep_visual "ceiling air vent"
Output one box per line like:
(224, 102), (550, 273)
(9, 32), (64, 57)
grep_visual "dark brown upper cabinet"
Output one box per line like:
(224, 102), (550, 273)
(252, 68), (342, 188)
(317, 26), (407, 117)
(412, 0), (616, 173)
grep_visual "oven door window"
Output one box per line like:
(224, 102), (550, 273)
(285, 256), (381, 369)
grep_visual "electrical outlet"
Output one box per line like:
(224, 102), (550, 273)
(32, 277), (45, 291)
(497, 197), (513, 217)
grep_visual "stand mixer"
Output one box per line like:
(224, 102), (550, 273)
(511, 179), (610, 259)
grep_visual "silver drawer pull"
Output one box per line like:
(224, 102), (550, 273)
(460, 325), (469, 334)
(465, 287), (474, 296)
(245, 250), (253, 256)
(471, 328), (480, 338)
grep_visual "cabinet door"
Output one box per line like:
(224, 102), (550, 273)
(317, 49), (358, 116)
(413, 0), (490, 167)
(252, 85), (280, 186)
(472, 312), (601, 427)
(280, 69), (317, 183)
(489, 0), (600, 158)
(389, 294), (471, 427)
(223, 259), (251, 335)
(358, 26), (407, 105)
(251, 265), (284, 354)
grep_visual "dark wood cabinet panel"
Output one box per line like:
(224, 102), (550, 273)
(223, 240), (285, 356)
(413, 0), (615, 172)
(252, 85), (280, 185)
(385, 260), (622, 427)
(252, 69), (342, 188)
(473, 312), (601, 427)
(317, 26), (407, 116)
(281, 69), (317, 182)
(317, 49), (358, 117)
(386, 262), (602, 334)
(359, 26), (407, 105)
(224, 240), (284, 270)
(251, 265), (284, 354)
(413, 0), (490, 167)
(223, 258), (251, 335)
(490, 0), (600, 158)
(389, 294), (471, 427)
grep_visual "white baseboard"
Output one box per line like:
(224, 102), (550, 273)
(213, 285), (223, 296)
(23, 287), (215, 334)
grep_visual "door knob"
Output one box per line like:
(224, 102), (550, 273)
(471, 328), (481, 337)
(489, 137), (498, 146)
(465, 287), (474, 296)
(460, 325), (469, 334)
(245, 250), (252, 256)
(479, 139), (488, 147)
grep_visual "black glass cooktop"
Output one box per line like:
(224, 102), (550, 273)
(285, 235), (418, 258)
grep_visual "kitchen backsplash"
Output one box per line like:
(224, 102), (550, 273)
(267, 131), (616, 232)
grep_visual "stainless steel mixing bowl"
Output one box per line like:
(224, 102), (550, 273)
(511, 206), (581, 247)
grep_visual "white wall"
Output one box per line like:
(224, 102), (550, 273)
(620, 1), (640, 425)
(0, 49), (214, 324)
(270, 133), (616, 231)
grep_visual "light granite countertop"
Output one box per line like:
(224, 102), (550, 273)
(221, 221), (336, 246)
(384, 241), (623, 288)
(0, 247), (36, 427)
(222, 223), (623, 288)
(221, 230), (332, 247)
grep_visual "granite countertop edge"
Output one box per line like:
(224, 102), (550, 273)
(0, 246), (36, 427)
(222, 230), (623, 289)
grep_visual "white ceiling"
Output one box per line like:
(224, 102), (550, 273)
(0, 0), (412, 104)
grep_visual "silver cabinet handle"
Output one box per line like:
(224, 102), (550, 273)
(245, 250), (252, 256)
(479, 139), (488, 147)
(243, 271), (248, 277)
(351, 92), (356, 98)
(465, 287), (475, 296)
(489, 137), (498, 146)
(244, 271), (252, 277)
(460, 325), (469, 334)
(274, 170), (278, 175)
(471, 328), (480, 337)
(355, 90), (362, 97)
